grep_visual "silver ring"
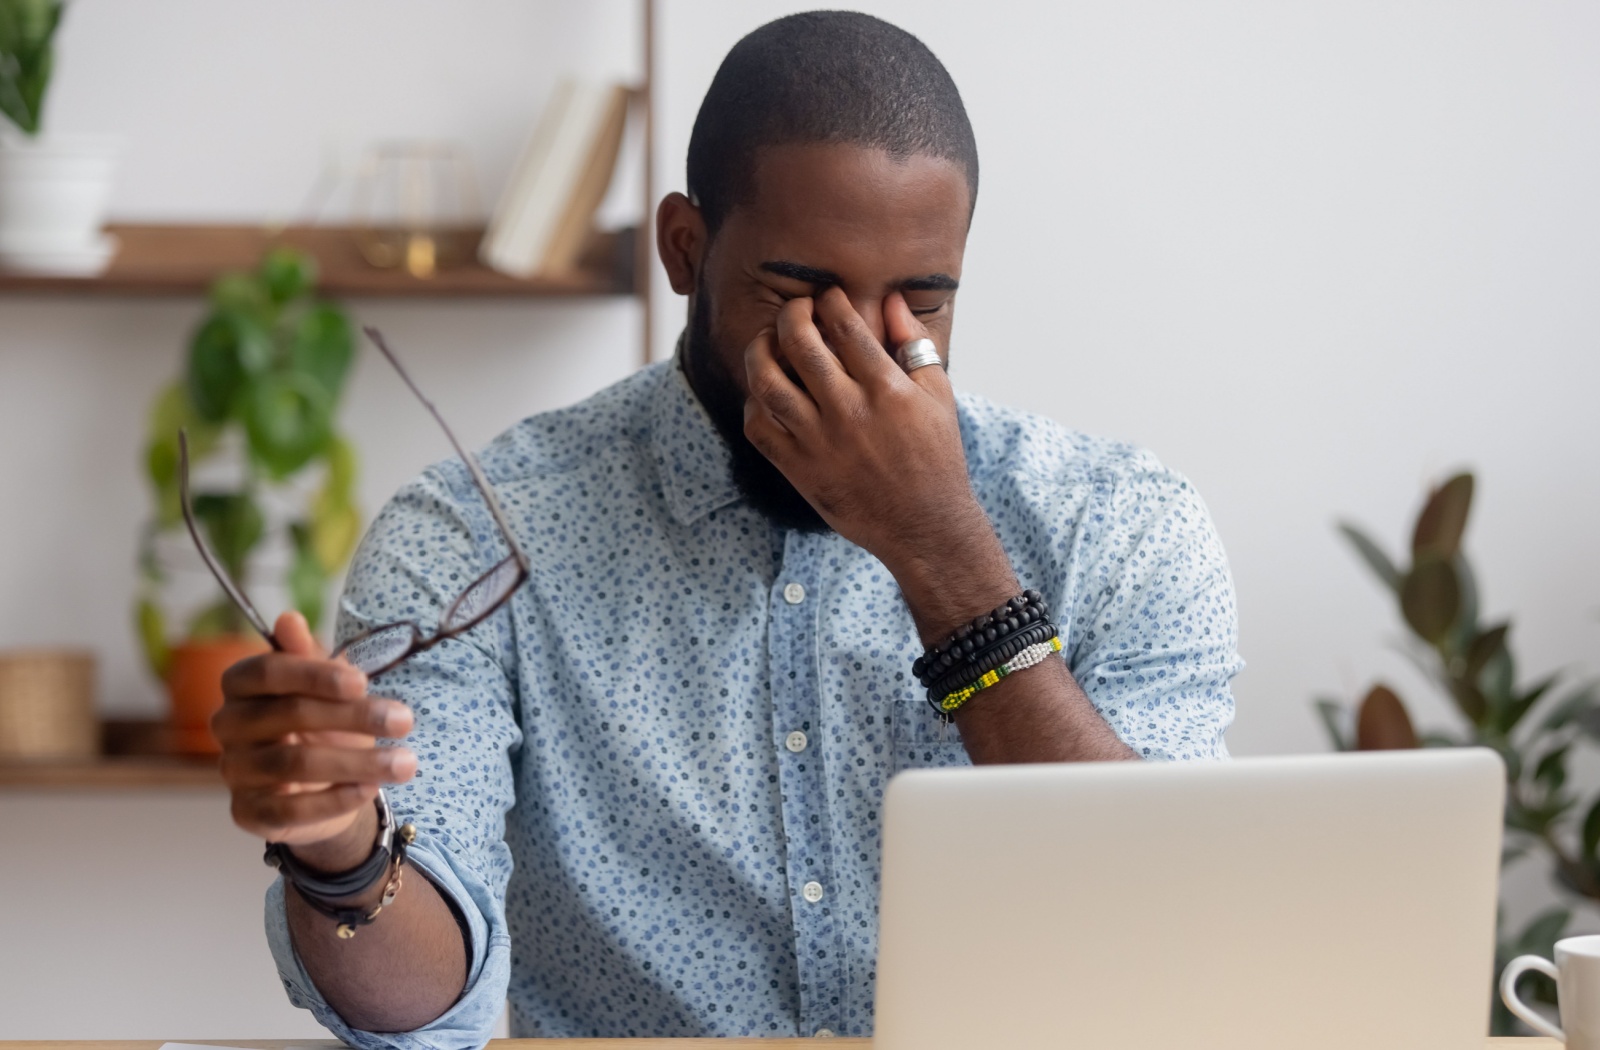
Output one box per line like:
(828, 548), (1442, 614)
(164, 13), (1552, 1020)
(897, 337), (943, 373)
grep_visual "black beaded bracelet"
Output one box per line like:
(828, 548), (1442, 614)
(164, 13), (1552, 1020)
(925, 619), (1058, 703)
(913, 590), (1049, 689)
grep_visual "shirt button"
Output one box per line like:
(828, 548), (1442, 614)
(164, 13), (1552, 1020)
(814, 1028), (836, 1038)
(783, 582), (806, 604)
(802, 880), (824, 903)
(785, 730), (808, 753)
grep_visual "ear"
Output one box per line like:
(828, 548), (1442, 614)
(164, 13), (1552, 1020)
(656, 192), (707, 296)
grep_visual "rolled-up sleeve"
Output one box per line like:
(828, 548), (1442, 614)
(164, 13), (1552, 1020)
(263, 461), (523, 1049)
(1064, 454), (1242, 760)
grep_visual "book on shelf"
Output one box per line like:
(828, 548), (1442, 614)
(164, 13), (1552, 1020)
(480, 79), (632, 279)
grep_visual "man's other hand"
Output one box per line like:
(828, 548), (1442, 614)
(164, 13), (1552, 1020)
(213, 611), (416, 855)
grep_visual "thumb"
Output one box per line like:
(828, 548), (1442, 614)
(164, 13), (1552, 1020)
(885, 292), (953, 402)
(273, 610), (328, 659)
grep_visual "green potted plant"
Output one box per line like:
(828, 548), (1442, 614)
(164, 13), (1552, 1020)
(136, 247), (362, 752)
(1316, 472), (1600, 1033)
(0, 0), (120, 275)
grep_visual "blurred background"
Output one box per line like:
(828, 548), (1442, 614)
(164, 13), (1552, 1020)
(0, 0), (1596, 1037)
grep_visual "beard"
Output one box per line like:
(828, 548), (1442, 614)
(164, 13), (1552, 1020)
(680, 287), (830, 533)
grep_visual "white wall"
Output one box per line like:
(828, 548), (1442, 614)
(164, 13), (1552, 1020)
(654, 0), (1600, 758)
(3, 0), (1599, 1037)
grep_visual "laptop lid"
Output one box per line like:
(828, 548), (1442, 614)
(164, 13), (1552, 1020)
(874, 750), (1504, 1050)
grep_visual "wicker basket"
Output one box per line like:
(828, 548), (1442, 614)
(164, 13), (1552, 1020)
(0, 649), (97, 760)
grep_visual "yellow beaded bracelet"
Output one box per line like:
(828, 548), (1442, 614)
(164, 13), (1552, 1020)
(939, 635), (1063, 714)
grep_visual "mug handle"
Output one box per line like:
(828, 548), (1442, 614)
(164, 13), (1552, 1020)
(1501, 954), (1565, 1041)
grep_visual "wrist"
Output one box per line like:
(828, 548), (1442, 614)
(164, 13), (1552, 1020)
(288, 802), (380, 879)
(884, 500), (1019, 645)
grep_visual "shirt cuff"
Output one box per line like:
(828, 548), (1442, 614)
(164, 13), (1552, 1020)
(264, 836), (510, 1050)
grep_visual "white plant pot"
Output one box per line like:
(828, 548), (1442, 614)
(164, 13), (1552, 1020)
(0, 135), (120, 275)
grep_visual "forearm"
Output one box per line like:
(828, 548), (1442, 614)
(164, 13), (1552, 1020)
(285, 808), (469, 1032)
(888, 501), (1135, 764)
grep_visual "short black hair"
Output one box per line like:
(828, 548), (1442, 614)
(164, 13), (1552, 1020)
(686, 10), (978, 235)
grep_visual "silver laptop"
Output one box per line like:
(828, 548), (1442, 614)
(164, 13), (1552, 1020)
(874, 749), (1504, 1050)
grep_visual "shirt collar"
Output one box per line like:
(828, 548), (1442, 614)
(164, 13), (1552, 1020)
(650, 337), (743, 525)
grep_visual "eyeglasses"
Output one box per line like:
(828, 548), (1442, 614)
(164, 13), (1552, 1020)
(178, 325), (530, 677)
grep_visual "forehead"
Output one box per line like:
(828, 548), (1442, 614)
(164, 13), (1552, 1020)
(715, 142), (971, 280)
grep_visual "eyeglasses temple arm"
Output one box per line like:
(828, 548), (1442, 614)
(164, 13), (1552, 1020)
(362, 326), (531, 571)
(178, 429), (281, 648)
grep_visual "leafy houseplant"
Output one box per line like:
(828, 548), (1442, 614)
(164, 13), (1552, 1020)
(137, 247), (362, 749)
(0, 0), (59, 135)
(0, 0), (120, 275)
(1318, 473), (1600, 1034)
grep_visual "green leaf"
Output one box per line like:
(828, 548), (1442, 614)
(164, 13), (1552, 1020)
(191, 492), (265, 582)
(208, 271), (271, 320)
(243, 371), (333, 479)
(310, 488), (362, 573)
(142, 383), (223, 527)
(287, 522), (326, 632)
(1314, 697), (1350, 751)
(1534, 745), (1569, 793)
(1412, 473), (1474, 561)
(259, 247), (318, 305)
(1337, 522), (1400, 593)
(186, 313), (271, 421)
(1446, 553), (1481, 656)
(289, 303), (354, 401)
(143, 438), (182, 526)
(1448, 679), (1489, 724)
(1582, 797), (1600, 860)
(1465, 624), (1509, 681)
(0, 0), (61, 136)
(1501, 672), (1560, 735)
(1400, 555), (1461, 644)
(323, 432), (358, 498)
(134, 597), (170, 679)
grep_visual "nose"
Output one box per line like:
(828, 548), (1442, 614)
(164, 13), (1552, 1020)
(845, 294), (887, 349)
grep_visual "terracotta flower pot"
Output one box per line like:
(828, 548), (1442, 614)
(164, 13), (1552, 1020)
(166, 635), (269, 755)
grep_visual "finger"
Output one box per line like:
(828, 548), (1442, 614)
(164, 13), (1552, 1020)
(274, 609), (327, 659)
(222, 651), (369, 702)
(885, 291), (955, 402)
(222, 742), (418, 789)
(813, 286), (898, 386)
(745, 325), (821, 432)
(214, 695), (414, 745)
(772, 297), (851, 404)
(743, 393), (801, 466)
(234, 782), (381, 839)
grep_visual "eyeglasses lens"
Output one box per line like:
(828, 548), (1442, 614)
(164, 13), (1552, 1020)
(339, 623), (422, 676)
(441, 555), (523, 633)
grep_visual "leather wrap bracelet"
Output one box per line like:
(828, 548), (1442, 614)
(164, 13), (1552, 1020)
(913, 590), (1060, 720)
(264, 789), (417, 939)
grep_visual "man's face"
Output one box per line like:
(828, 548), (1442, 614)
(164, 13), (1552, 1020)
(679, 142), (972, 531)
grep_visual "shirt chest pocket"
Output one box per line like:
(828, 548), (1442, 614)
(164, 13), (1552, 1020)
(888, 698), (972, 771)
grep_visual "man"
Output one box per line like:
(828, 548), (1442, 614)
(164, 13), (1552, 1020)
(215, 11), (1241, 1045)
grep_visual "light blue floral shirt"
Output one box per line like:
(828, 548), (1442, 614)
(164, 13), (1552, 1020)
(264, 356), (1241, 1046)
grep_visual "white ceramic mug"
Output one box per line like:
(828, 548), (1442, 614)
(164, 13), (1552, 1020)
(1502, 934), (1600, 1047)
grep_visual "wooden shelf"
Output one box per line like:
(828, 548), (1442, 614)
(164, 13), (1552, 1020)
(0, 223), (638, 298)
(0, 756), (221, 790)
(0, 719), (220, 790)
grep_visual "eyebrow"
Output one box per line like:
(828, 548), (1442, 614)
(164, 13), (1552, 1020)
(760, 260), (960, 293)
